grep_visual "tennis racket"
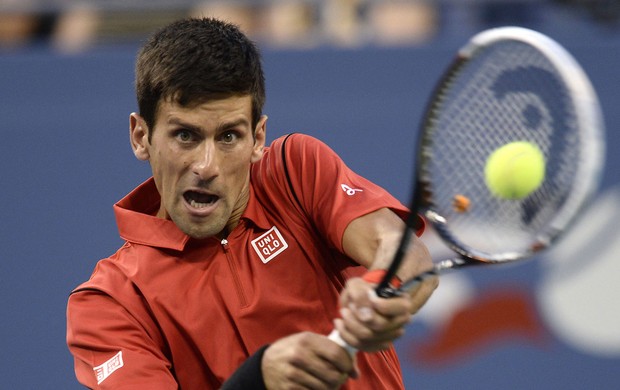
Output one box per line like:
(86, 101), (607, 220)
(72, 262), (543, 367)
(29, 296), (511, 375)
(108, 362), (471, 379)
(329, 26), (605, 354)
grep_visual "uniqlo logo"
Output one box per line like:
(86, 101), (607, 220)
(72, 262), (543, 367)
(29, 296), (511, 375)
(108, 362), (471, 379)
(93, 351), (124, 384)
(251, 226), (288, 264)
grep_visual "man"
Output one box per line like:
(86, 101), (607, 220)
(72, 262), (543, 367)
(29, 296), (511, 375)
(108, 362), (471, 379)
(66, 17), (437, 389)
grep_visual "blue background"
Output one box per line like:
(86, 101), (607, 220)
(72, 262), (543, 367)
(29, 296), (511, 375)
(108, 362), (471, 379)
(1, 12), (619, 390)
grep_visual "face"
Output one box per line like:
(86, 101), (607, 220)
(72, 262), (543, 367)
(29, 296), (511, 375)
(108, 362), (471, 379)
(130, 95), (266, 239)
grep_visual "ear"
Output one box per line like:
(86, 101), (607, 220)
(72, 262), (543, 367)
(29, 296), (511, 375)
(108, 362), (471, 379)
(251, 115), (268, 163)
(129, 113), (150, 161)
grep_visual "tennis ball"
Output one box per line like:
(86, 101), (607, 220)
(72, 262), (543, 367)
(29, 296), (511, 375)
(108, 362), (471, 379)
(484, 141), (545, 199)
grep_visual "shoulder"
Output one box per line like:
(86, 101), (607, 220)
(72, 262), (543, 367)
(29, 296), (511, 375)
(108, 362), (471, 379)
(68, 243), (164, 333)
(263, 133), (343, 174)
(252, 133), (336, 183)
(70, 243), (142, 296)
(275, 133), (335, 155)
(252, 132), (343, 193)
(265, 133), (335, 157)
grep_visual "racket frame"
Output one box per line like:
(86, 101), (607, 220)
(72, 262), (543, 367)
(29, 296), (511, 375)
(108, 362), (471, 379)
(378, 26), (604, 296)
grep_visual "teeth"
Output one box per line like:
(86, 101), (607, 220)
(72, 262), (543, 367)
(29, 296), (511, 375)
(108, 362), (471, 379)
(189, 199), (210, 209)
(185, 192), (217, 209)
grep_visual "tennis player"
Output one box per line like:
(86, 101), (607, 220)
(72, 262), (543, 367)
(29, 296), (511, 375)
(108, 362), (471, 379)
(66, 17), (437, 390)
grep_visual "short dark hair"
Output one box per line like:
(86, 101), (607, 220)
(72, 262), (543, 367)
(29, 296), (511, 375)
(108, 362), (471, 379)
(135, 17), (266, 134)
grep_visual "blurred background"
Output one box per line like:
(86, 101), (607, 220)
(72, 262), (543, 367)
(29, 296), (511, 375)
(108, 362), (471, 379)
(1, 0), (618, 388)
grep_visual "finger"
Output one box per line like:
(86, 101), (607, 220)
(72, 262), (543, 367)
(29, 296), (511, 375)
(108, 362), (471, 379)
(348, 295), (412, 332)
(340, 277), (373, 307)
(335, 308), (372, 349)
(289, 364), (347, 390)
(335, 320), (395, 352)
(335, 313), (404, 351)
(368, 292), (413, 318)
(284, 364), (338, 390)
(293, 347), (352, 389)
(345, 305), (408, 337)
(347, 302), (374, 323)
(317, 342), (355, 376)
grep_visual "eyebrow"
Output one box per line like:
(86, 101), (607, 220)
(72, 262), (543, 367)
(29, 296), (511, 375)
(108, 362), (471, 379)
(167, 117), (250, 133)
(167, 118), (202, 132)
(216, 118), (251, 132)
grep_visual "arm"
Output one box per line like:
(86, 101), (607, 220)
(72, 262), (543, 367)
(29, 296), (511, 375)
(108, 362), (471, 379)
(67, 290), (178, 389)
(335, 207), (438, 351)
(70, 290), (352, 390)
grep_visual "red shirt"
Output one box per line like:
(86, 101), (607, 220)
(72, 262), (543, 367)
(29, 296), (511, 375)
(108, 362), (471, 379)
(67, 134), (411, 389)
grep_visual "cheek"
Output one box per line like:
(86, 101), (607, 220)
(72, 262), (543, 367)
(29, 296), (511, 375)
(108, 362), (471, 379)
(218, 158), (248, 189)
(152, 152), (187, 190)
(226, 154), (252, 174)
(156, 147), (188, 171)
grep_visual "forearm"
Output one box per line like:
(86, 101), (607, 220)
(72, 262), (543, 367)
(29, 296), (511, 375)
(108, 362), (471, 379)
(342, 207), (432, 281)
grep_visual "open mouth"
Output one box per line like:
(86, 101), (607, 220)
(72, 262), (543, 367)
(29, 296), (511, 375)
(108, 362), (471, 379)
(183, 191), (219, 209)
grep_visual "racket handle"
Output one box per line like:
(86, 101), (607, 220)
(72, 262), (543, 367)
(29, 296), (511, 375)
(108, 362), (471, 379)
(327, 329), (357, 357)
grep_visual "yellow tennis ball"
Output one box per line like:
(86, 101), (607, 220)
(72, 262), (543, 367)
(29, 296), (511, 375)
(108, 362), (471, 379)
(484, 141), (546, 199)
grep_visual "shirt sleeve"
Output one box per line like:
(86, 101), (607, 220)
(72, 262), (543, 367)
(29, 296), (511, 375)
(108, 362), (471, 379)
(272, 133), (414, 252)
(67, 289), (178, 389)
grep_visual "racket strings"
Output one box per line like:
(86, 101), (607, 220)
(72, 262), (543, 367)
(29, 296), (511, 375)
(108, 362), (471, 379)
(424, 41), (583, 258)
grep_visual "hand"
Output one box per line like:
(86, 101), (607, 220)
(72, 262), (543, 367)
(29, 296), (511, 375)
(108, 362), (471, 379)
(262, 332), (357, 390)
(337, 208), (439, 352)
(333, 277), (413, 352)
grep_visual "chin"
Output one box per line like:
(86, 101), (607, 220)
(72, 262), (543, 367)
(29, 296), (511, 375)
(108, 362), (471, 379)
(183, 227), (217, 240)
(182, 222), (226, 240)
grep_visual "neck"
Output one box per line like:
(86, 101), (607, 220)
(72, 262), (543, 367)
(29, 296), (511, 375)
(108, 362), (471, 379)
(223, 184), (250, 236)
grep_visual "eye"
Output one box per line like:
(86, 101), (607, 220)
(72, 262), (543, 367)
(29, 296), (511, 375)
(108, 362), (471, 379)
(175, 129), (194, 143)
(220, 131), (239, 144)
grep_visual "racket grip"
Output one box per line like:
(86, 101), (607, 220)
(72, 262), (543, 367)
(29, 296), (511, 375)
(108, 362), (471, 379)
(327, 329), (357, 357)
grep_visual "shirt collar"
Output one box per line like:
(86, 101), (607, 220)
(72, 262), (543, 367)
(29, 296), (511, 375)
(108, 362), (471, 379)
(114, 178), (190, 251)
(241, 183), (272, 231)
(113, 177), (271, 251)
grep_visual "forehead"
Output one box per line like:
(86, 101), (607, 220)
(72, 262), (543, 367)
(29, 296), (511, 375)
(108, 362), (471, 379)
(155, 94), (253, 126)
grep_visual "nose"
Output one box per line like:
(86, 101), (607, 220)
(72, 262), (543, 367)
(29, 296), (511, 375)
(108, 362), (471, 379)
(192, 142), (219, 181)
